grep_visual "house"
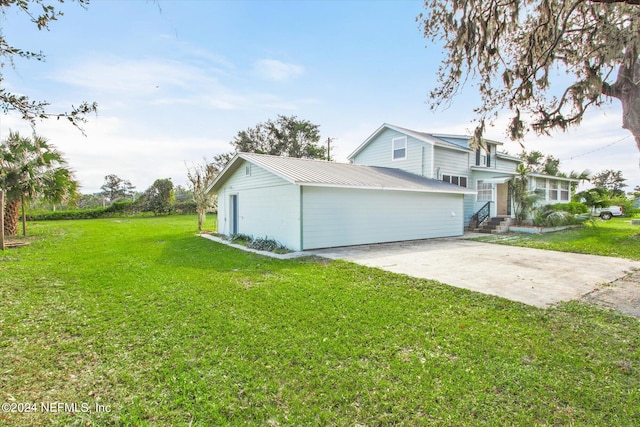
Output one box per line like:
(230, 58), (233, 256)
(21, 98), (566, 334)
(207, 123), (576, 250)
(348, 123), (577, 228)
(207, 152), (474, 251)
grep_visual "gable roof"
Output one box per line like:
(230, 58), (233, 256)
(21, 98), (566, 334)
(347, 123), (506, 160)
(496, 151), (523, 163)
(208, 152), (475, 195)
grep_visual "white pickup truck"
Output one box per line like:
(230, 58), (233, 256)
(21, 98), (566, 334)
(591, 206), (623, 220)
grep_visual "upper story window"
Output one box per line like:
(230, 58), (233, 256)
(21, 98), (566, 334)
(392, 136), (407, 160)
(475, 146), (492, 167)
(442, 174), (468, 188)
(245, 165), (252, 176)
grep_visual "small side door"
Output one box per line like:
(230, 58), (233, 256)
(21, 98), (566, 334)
(230, 194), (238, 234)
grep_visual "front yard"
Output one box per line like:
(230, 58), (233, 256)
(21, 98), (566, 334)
(1, 216), (639, 426)
(473, 217), (640, 260)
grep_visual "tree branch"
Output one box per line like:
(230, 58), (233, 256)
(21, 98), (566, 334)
(588, 0), (640, 4)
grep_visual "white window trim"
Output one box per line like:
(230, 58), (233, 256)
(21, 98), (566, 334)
(532, 177), (546, 201)
(548, 180), (559, 201)
(442, 173), (469, 188)
(560, 181), (570, 201)
(392, 136), (407, 161)
(476, 179), (493, 202)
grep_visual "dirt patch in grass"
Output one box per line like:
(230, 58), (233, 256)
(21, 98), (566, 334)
(582, 269), (640, 319)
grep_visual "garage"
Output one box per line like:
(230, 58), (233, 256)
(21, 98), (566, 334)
(208, 152), (475, 251)
(301, 186), (465, 250)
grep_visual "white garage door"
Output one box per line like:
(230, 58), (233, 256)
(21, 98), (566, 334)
(302, 186), (464, 250)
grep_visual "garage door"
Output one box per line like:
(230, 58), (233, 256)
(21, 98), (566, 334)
(301, 186), (464, 250)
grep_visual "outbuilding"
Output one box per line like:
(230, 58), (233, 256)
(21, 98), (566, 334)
(207, 152), (475, 251)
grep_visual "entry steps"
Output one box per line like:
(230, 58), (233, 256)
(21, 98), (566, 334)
(474, 216), (511, 234)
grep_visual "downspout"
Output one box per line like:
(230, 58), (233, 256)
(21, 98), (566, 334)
(421, 146), (425, 176)
(430, 144), (435, 178)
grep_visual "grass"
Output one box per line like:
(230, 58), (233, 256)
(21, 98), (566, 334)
(1, 215), (639, 426)
(473, 217), (640, 260)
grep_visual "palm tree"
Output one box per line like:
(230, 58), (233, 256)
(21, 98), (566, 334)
(40, 167), (80, 211)
(509, 163), (542, 225)
(0, 131), (73, 236)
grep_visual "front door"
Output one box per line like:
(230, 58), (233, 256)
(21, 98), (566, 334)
(496, 183), (509, 216)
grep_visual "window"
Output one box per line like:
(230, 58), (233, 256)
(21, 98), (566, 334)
(549, 180), (559, 201)
(442, 174), (468, 187)
(477, 180), (493, 201)
(560, 181), (570, 201)
(392, 136), (407, 160)
(245, 165), (252, 176)
(534, 178), (547, 198)
(475, 146), (491, 167)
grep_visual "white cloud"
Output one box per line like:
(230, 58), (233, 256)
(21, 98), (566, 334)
(253, 59), (304, 82)
(0, 111), (230, 194)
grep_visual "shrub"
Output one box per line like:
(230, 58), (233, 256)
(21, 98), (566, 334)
(228, 233), (253, 245)
(533, 206), (590, 227)
(607, 196), (638, 217)
(104, 200), (139, 216)
(548, 202), (588, 215)
(247, 236), (290, 253)
(26, 208), (108, 221)
(227, 234), (290, 253)
(174, 201), (197, 215)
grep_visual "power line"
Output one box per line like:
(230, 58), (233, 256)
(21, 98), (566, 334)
(562, 134), (631, 161)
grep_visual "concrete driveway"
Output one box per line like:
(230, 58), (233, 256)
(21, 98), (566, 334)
(312, 237), (640, 307)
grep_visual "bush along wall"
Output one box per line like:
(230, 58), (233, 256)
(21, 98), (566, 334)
(227, 233), (291, 254)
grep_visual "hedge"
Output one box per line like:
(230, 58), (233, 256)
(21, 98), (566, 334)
(24, 201), (207, 221)
(547, 202), (589, 214)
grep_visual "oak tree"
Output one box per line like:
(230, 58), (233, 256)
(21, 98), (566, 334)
(214, 115), (326, 170)
(419, 0), (640, 153)
(140, 178), (174, 216)
(1, 0), (97, 129)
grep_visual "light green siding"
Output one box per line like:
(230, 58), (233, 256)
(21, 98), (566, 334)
(216, 160), (302, 250)
(495, 156), (520, 173)
(466, 170), (513, 223)
(434, 146), (470, 179)
(302, 187), (463, 249)
(351, 128), (432, 177)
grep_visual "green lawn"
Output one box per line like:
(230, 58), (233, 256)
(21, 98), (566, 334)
(1, 216), (639, 426)
(472, 217), (640, 260)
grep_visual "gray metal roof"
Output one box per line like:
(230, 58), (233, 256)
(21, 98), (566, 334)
(208, 152), (476, 195)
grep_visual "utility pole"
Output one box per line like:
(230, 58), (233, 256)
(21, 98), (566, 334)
(327, 137), (334, 161)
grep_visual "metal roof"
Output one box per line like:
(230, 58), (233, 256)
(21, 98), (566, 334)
(208, 152), (476, 195)
(529, 172), (579, 182)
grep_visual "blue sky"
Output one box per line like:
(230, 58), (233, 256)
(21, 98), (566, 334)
(1, 0), (638, 193)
